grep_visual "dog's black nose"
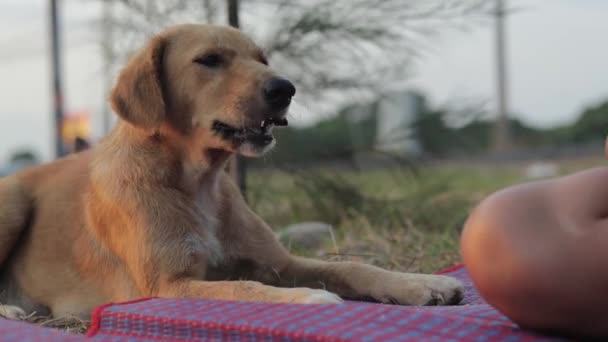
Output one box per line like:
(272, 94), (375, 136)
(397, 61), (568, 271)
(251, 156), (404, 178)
(262, 77), (296, 109)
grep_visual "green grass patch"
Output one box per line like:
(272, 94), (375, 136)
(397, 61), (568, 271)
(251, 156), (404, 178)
(248, 163), (540, 273)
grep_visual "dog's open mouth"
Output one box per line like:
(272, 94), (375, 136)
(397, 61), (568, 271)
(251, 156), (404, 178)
(212, 118), (288, 146)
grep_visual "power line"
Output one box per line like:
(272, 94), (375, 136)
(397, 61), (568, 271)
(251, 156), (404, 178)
(0, 15), (97, 65)
(0, 19), (90, 45)
(0, 39), (94, 65)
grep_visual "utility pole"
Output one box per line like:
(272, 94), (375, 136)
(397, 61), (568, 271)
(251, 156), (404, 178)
(227, 0), (239, 28)
(493, 0), (510, 152)
(101, 1), (115, 135)
(226, 0), (247, 196)
(49, 0), (65, 158)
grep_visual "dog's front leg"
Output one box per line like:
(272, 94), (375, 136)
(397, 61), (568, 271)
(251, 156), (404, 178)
(106, 186), (341, 305)
(158, 279), (342, 304)
(280, 257), (464, 306)
(220, 176), (464, 306)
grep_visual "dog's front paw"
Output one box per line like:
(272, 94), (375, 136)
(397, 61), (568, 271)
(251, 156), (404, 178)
(371, 273), (464, 306)
(278, 288), (344, 304)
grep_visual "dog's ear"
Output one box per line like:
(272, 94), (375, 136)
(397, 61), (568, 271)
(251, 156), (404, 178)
(111, 36), (167, 129)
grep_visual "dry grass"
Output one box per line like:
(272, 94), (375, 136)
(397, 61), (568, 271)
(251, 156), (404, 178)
(21, 313), (89, 334)
(249, 158), (605, 273)
(248, 164), (520, 273)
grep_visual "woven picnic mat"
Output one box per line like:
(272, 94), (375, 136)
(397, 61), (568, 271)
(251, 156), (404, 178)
(84, 265), (563, 341)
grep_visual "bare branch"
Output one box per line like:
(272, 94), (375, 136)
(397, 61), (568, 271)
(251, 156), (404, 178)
(96, 0), (491, 111)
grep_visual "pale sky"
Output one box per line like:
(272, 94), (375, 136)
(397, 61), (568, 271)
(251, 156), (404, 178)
(1, 0), (608, 162)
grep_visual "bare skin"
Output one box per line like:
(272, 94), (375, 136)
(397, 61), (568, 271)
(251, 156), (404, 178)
(461, 143), (608, 338)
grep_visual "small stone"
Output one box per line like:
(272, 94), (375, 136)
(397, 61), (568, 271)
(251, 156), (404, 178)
(524, 162), (558, 179)
(278, 222), (334, 250)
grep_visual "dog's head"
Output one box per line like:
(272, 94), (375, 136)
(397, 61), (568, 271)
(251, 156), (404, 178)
(110, 24), (294, 157)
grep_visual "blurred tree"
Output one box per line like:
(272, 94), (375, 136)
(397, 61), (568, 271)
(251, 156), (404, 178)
(565, 101), (608, 144)
(412, 109), (454, 157)
(98, 0), (492, 109)
(269, 114), (359, 164)
(10, 150), (39, 165)
(96, 0), (493, 189)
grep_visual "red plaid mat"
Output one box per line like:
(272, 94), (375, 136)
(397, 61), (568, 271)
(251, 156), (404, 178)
(0, 265), (566, 341)
(85, 265), (564, 341)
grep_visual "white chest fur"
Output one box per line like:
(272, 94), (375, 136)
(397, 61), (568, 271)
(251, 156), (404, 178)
(188, 176), (223, 267)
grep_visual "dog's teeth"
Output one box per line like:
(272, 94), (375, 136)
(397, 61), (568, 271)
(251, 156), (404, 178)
(275, 118), (288, 126)
(261, 120), (266, 128)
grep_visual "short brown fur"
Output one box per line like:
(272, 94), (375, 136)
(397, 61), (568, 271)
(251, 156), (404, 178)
(0, 24), (463, 319)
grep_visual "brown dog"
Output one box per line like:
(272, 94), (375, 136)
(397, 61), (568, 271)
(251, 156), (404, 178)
(0, 24), (463, 320)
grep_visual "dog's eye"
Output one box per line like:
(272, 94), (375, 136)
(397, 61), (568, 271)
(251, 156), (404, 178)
(194, 54), (223, 68)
